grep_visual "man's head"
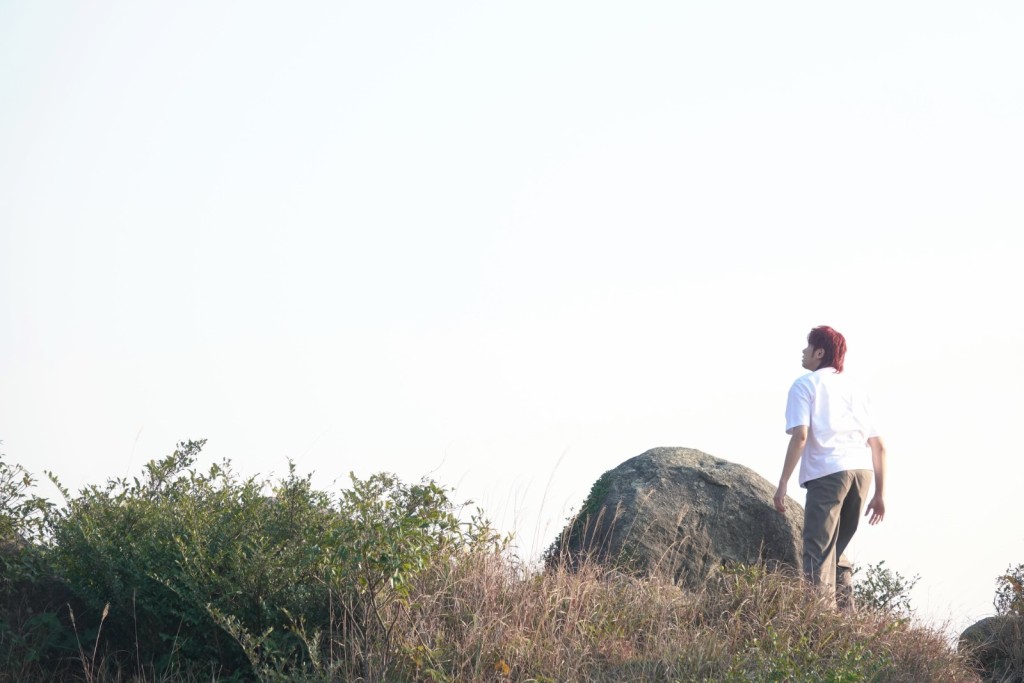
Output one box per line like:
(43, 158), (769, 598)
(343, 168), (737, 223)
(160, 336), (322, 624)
(802, 325), (847, 372)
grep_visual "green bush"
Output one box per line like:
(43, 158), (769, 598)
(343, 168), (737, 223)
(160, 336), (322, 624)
(1, 445), (73, 679)
(49, 440), (260, 677)
(995, 563), (1024, 616)
(0, 444), (54, 550)
(853, 560), (919, 618)
(45, 440), (503, 681)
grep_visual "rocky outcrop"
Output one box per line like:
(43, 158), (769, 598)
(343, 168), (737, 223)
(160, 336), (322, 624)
(549, 447), (805, 587)
(959, 615), (1024, 682)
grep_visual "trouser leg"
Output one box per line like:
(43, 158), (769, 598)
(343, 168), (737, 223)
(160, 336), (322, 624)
(803, 470), (870, 604)
(833, 470), (872, 559)
(836, 553), (855, 611)
(834, 470), (872, 611)
(803, 472), (847, 596)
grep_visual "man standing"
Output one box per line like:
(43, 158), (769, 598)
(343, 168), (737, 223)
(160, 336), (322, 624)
(773, 326), (887, 609)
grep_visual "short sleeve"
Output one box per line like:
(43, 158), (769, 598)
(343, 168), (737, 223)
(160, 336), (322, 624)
(860, 393), (881, 438)
(785, 379), (811, 433)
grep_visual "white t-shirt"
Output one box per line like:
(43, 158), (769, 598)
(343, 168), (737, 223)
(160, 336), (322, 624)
(785, 368), (878, 486)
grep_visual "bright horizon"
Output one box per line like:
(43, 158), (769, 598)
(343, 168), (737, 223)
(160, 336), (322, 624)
(2, 1), (1023, 638)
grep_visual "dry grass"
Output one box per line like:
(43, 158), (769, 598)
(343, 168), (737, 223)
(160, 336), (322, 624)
(2, 552), (991, 679)
(391, 553), (982, 683)
(2, 552), (989, 682)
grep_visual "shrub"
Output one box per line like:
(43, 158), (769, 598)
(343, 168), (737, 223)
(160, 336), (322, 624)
(48, 439), (280, 677)
(853, 560), (920, 618)
(324, 471), (505, 681)
(0, 444), (54, 549)
(995, 563), (1024, 616)
(0, 445), (73, 679)
(45, 440), (504, 681)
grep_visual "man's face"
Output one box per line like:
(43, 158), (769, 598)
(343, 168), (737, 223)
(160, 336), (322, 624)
(802, 343), (824, 371)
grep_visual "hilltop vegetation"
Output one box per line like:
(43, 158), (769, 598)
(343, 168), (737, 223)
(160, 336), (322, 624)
(0, 442), (992, 681)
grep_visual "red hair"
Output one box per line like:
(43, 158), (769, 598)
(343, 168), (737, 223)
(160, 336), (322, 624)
(807, 326), (847, 373)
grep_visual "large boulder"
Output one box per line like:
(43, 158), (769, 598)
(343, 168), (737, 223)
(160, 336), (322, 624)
(959, 615), (1024, 681)
(549, 447), (804, 587)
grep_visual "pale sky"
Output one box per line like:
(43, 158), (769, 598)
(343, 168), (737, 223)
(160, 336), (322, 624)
(2, 1), (1022, 637)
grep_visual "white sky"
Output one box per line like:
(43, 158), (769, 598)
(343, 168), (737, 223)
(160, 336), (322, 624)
(2, 1), (1022, 637)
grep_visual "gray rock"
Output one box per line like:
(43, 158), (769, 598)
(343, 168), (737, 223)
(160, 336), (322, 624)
(548, 447), (805, 587)
(959, 615), (1024, 682)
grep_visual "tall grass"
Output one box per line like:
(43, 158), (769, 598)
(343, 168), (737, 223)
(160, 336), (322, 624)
(28, 557), (980, 682)
(389, 553), (980, 683)
(4, 540), (986, 682)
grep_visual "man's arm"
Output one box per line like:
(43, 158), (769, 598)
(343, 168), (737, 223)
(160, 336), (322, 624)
(774, 425), (807, 513)
(865, 436), (886, 525)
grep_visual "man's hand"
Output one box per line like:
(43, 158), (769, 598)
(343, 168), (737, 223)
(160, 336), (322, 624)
(865, 493), (885, 525)
(866, 436), (887, 526)
(776, 426), (807, 514)
(773, 484), (787, 513)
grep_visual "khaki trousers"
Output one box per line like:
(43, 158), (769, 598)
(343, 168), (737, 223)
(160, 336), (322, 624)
(803, 469), (873, 609)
